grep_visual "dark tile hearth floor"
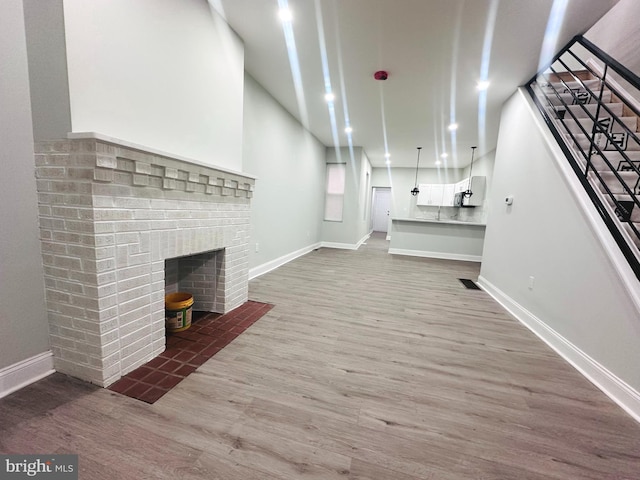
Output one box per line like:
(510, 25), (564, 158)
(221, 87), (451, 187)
(108, 300), (274, 404)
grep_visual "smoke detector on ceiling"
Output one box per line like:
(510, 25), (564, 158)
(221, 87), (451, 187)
(374, 70), (388, 81)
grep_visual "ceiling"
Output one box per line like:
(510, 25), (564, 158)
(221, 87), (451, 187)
(215, 0), (618, 168)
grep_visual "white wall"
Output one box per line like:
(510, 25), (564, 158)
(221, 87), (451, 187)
(0, 0), (50, 369)
(322, 147), (372, 247)
(243, 74), (326, 276)
(23, 0), (71, 141)
(62, 0), (244, 172)
(461, 150), (495, 189)
(585, 0), (640, 76)
(480, 90), (640, 401)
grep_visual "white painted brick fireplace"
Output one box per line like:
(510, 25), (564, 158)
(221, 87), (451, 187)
(35, 134), (254, 387)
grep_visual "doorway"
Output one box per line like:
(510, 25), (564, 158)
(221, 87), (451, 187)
(371, 187), (391, 233)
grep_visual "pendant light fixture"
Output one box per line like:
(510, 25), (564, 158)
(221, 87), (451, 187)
(463, 146), (477, 198)
(410, 147), (422, 196)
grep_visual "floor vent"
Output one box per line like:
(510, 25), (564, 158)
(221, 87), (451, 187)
(459, 278), (481, 290)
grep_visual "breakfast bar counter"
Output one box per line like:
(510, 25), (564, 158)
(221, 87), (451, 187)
(388, 217), (486, 262)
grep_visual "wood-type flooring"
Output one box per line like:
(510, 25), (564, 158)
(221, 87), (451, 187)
(2, 233), (639, 479)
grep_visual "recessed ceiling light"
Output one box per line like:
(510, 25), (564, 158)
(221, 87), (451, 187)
(435, 160), (442, 166)
(476, 80), (490, 91)
(385, 159), (391, 165)
(441, 152), (448, 159)
(447, 123), (458, 131)
(344, 126), (353, 134)
(384, 152), (391, 159)
(278, 8), (293, 22)
(324, 92), (335, 102)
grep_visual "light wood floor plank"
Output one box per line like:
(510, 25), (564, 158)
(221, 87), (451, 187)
(1, 232), (639, 478)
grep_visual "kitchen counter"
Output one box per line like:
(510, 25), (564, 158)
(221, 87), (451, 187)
(389, 217), (486, 262)
(392, 217), (486, 227)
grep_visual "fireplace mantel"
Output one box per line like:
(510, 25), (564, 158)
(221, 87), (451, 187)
(35, 135), (254, 386)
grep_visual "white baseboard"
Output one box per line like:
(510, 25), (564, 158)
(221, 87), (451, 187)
(249, 242), (322, 280)
(356, 233), (370, 249)
(388, 248), (482, 263)
(0, 351), (55, 399)
(478, 275), (640, 423)
(250, 235), (372, 279)
(320, 241), (360, 250)
(321, 233), (370, 251)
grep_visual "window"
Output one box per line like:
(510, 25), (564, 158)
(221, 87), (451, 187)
(324, 163), (345, 222)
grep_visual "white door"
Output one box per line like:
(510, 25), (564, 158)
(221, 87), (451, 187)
(372, 188), (391, 232)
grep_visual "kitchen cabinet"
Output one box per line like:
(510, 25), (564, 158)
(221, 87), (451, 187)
(416, 184), (444, 206)
(455, 179), (468, 193)
(442, 184), (455, 206)
(417, 177), (485, 207)
(459, 176), (486, 206)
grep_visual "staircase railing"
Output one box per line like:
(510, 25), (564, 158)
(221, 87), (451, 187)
(526, 35), (640, 281)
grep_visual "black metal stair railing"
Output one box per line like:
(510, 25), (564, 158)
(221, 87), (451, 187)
(526, 35), (640, 281)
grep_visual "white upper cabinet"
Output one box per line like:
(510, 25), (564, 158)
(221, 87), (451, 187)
(442, 184), (455, 206)
(417, 177), (486, 207)
(460, 176), (486, 206)
(455, 179), (468, 193)
(416, 184), (444, 206)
